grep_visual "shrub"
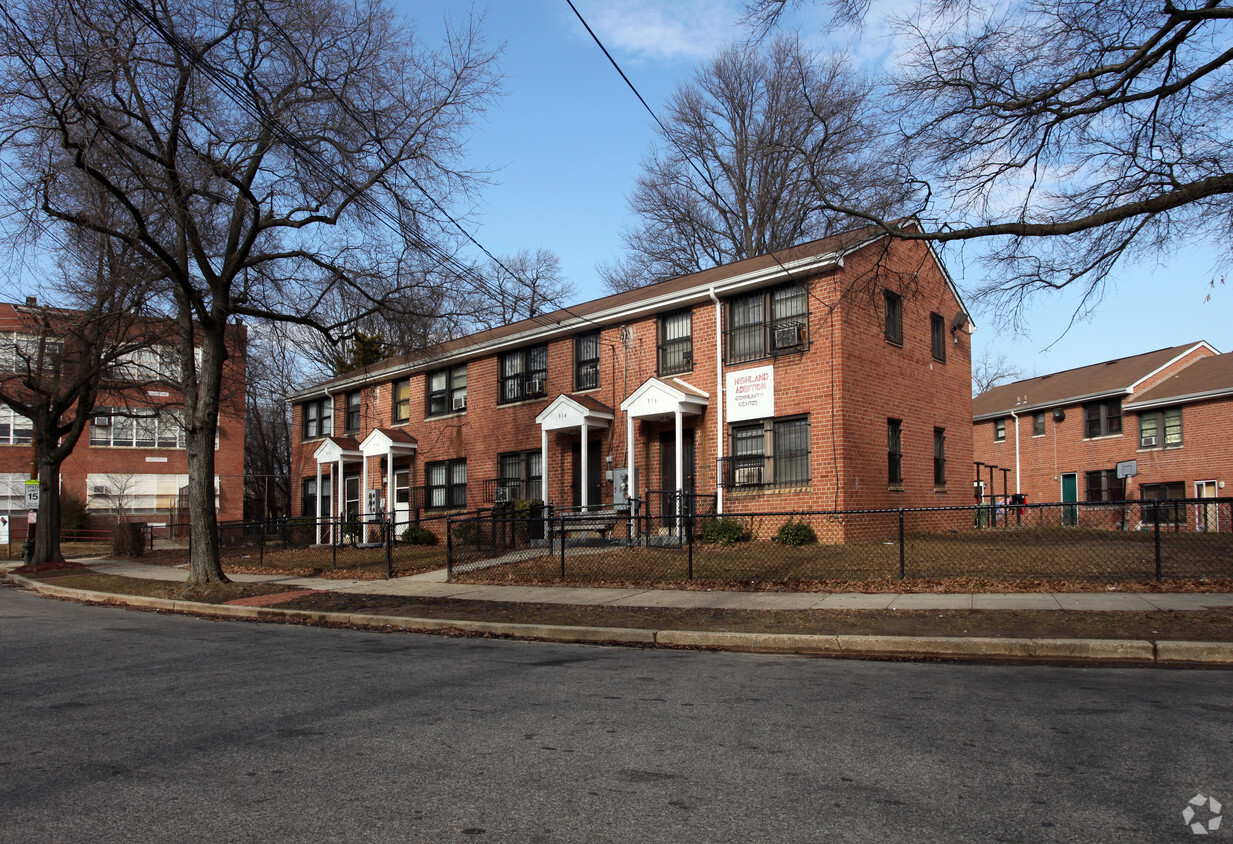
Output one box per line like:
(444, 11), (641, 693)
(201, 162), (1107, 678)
(60, 493), (89, 533)
(111, 521), (145, 557)
(452, 521), (478, 544)
(776, 519), (817, 546)
(400, 525), (437, 545)
(701, 517), (749, 545)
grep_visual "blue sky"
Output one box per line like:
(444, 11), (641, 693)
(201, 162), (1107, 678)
(406, 0), (1231, 381)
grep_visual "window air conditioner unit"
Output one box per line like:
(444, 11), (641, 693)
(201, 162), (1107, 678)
(92, 485), (109, 496)
(452, 395), (467, 411)
(735, 466), (763, 486)
(493, 486), (512, 503)
(526, 378), (544, 395)
(93, 415), (110, 426)
(774, 324), (802, 350)
(1141, 436), (1157, 447)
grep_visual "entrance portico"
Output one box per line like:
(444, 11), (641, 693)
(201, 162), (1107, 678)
(311, 435), (362, 543)
(359, 428), (418, 530)
(620, 378), (709, 507)
(535, 395), (614, 511)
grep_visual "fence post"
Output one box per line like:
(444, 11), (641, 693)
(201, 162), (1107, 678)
(385, 516), (393, 580)
(331, 516), (337, 570)
(687, 508), (694, 580)
(898, 509), (905, 580)
(259, 519), (265, 567)
(1154, 502), (1162, 581)
(446, 515), (454, 581)
(559, 509), (567, 580)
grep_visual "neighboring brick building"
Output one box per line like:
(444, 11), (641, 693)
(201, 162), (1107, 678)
(287, 227), (973, 537)
(972, 342), (1229, 512)
(0, 300), (247, 528)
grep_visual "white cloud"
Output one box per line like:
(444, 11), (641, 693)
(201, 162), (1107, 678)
(576, 0), (744, 62)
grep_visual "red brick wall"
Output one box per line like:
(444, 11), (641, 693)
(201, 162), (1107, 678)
(0, 321), (247, 524)
(974, 390), (1232, 505)
(290, 236), (974, 539)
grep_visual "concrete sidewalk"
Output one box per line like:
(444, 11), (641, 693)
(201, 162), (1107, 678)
(77, 559), (1233, 613)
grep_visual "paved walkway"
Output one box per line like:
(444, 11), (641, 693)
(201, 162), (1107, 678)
(67, 559), (1233, 613)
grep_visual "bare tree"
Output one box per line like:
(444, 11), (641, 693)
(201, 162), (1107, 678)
(0, 0), (500, 585)
(600, 35), (905, 292)
(0, 293), (172, 565)
(972, 350), (1025, 397)
(467, 248), (575, 330)
(745, 0), (1233, 322)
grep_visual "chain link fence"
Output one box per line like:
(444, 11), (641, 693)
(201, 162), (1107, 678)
(445, 498), (1233, 585)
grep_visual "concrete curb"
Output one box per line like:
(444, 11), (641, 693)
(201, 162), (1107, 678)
(7, 574), (1231, 666)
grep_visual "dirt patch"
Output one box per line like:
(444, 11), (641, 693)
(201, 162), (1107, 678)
(14, 571), (297, 603)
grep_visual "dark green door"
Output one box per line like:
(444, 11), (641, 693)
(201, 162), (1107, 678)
(1061, 473), (1078, 526)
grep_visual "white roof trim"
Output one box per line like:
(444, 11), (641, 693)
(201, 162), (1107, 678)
(1127, 342), (1219, 392)
(620, 377), (710, 419)
(536, 395), (615, 431)
(359, 429), (418, 458)
(1125, 386), (1233, 411)
(312, 438), (362, 463)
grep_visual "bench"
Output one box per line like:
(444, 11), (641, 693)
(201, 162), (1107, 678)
(558, 510), (621, 541)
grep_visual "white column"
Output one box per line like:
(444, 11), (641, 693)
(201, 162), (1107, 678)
(540, 427), (549, 505)
(626, 413), (635, 497)
(580, 422), (590, 511)
(337, 456), (344, 524)
(674, 409), (684, 498)
(315, 462), (323, 545)
(386, 449), (395, 529)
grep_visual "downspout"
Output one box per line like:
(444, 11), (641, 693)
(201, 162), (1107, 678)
(709, 287), (724, 515)
(1009, 404), (1021, 495)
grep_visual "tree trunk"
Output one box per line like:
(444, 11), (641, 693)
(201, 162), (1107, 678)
(184, 323), (229, 586)
(32, 454), (65, 565)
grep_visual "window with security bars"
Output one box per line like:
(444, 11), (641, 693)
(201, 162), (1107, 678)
(499, 345), (548, 404)
(888, 418), (903, 485)
(498, 450), (542, 501)
(726, 416), (810, 487)
(427, 459), (467, 509)
(657, 309), (692, 375)
(1138, 407), (1181, 449)
(427, 364), (467, 416)
(726, 283), (808, 364)
(575, 333), (600, 391)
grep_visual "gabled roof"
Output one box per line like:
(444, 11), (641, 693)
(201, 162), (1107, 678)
(287, 223), (971, 403)
(1125, 353), (1233, 410)
(973, 342), (1217, 419)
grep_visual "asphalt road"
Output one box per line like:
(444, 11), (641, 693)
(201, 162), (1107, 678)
(2, 586), (1231, 843)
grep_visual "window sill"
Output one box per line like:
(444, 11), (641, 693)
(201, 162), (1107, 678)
(931, 355), (946, 364)
(888, 483), (904, 491)
(425, 411), (465, 421)
(726, 484), (812, 496)
(934, 486), (947, 494)
(1083, 433), (1123, 442)
(497, 396), (549, 408)
(885, 338), (903, 348)
(571, 387), (601, 396)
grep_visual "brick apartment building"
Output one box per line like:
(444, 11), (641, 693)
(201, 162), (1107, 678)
(288, 227), (973, 538)
(0, 300), (247, 529)
(972, 342), (1231, 514)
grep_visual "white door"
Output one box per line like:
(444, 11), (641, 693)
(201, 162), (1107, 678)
(394, 468), (410, 532)
(1195, 480), (1218, 531)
